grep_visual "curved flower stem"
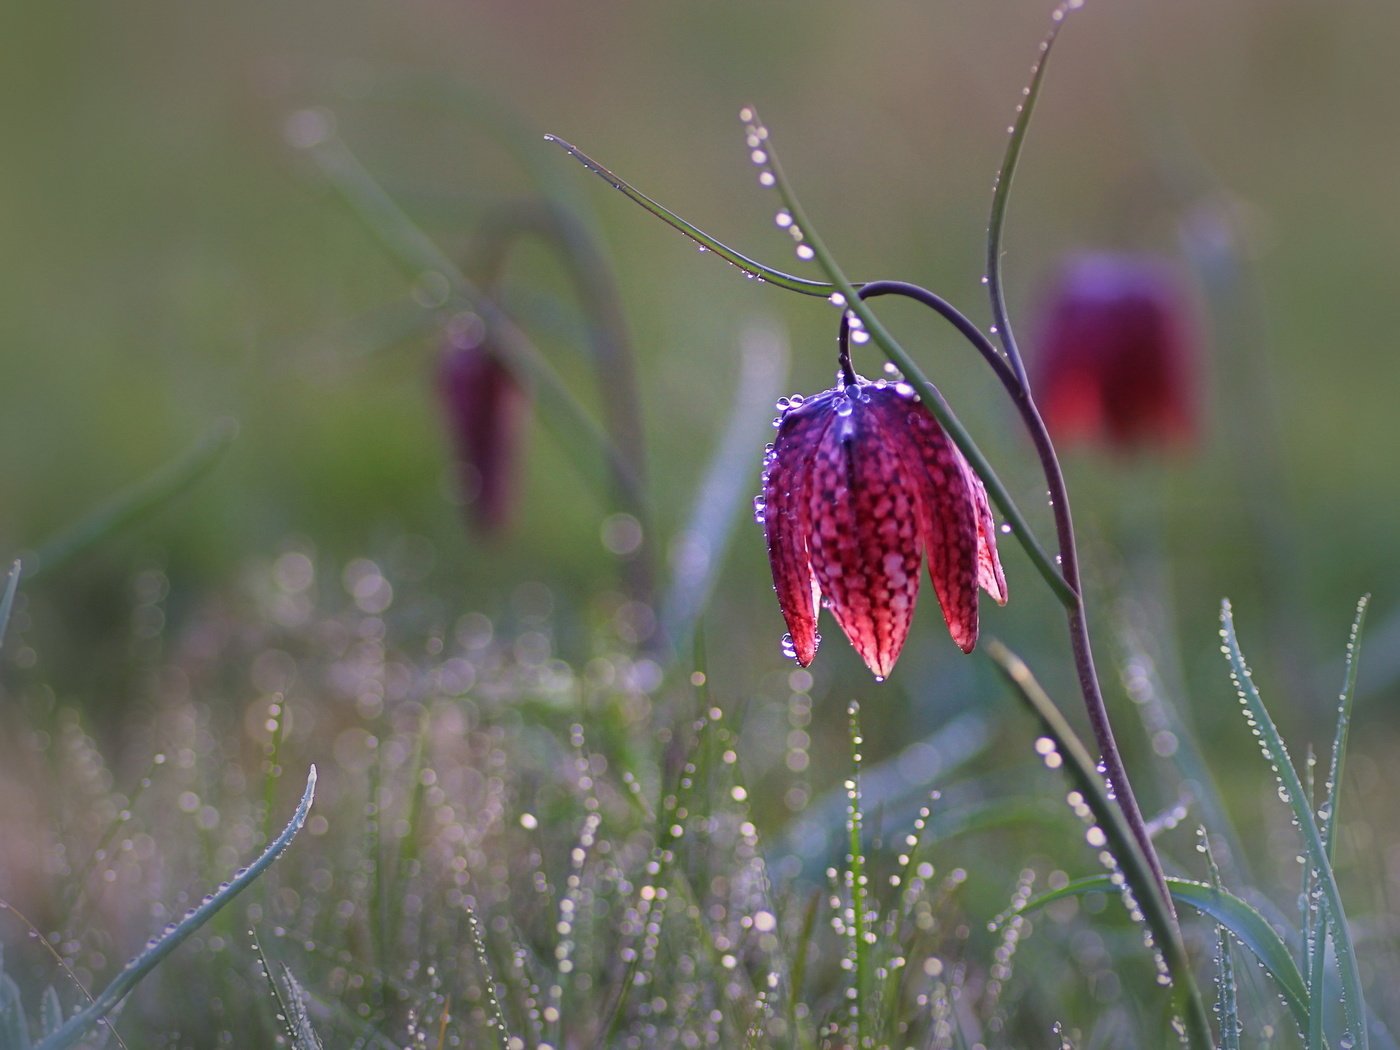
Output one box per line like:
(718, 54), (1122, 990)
(975, 1), (1176, 921)
(838, 280), (1174, 921)
(474, 200), (655, 606)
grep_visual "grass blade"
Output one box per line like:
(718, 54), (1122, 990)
(1220, 600), (1367, 1047)
(986, 2), (1079, 385)
(1007, 873), (1308, 1035)
(986, 641), (1212, 1047)
(1323, 596), (1368, 860)
(544, 136), (837, 298)
(35, 766), (317, 1050)
(26, 419), (238, 580)
(0, 561), (19, 654)
(1202, 832), (1242, 1050)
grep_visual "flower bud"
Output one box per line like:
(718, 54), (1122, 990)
(1033, 253), (1199, 450)
(437, 335), (527, 533)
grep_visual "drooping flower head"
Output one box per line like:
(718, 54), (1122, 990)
(437, 325), (528, 533)
(757, 376), (1007, 679)
(1033, 252), (1199, 450)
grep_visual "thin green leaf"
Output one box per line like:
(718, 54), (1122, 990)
(737, 107), (1075, 609)
(986, 642), (1212, 1048)
(544, 136), (836, 297)
(1324, 595), (1368, 860)
(35, 766), (317, 1050)
(27, 420), (237, 580)
(278, 966), (326, 1050)
(0, 950), (31, 1050)
(0, 561), (19, 654)
(1221, 600), (1367, 1048)
(1010, 873), (1308, 1036)
(1202, 833), (1241, 1050)
(986, 2), (1079, 385)
(660, 318), (788, 650)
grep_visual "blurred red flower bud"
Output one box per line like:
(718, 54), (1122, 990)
(756, 377), (1007, 679)
(1033, 253), (1199, 450)
(437, 335), (527, 533)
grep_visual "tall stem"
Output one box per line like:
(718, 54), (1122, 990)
(840, 280), (1174, 918)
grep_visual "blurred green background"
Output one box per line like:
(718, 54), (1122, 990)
(4, 0), (1400, 757)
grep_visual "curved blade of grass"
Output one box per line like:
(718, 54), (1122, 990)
(1221, 600), (1367, 1047)
(0, 561), (19, 654)
(740, 107), (1075, 610)
(300, 132), (644, 508)
(986, 2), (1079, 386)
(26, 419), (238, 580)
(986, 641), (1212, 1047)
(659, 317), (789, 650)
(544, 136), (837, 298)
(1008, 873), (1307, 1035)
(35, 766), (317, 1050)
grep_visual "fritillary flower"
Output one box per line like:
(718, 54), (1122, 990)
(437, 333), (528, 533)
(756, 376), (1007, 679)
(1033, 252), (1199, 450)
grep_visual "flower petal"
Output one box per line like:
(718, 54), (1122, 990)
(762, 400), (828, 666)
(804, 393), (922, 678)
(875, 388), (982, 653)
(959, 454), (1008, 605)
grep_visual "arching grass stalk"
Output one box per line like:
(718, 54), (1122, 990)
(472, 200), (655, 605)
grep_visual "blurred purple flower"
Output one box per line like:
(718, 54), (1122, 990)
(437, 335), (527, 533)
(1033, 253), (1199, 450)
(757, 376), (1006, 679)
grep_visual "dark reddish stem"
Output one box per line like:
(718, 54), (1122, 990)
(838, 279), (1175, 919)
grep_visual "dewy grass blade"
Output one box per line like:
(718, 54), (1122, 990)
(986, 642), (1212, 1047)
(1309, 595), (1369, 1049)
(1007, 873), (1309, 1035)
(27, 419), (238, 580)
(544, 136), (838, 298)
(1202, 832), (1241, 1050)
(738, 106), (1076, 610)
(1220, 600), (1367, 1048)
(35, 766), (317, 1050)
(986, 2), (1079, 385)
(0, 560), (19, 654)
(1324, 596), (1368, 861)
